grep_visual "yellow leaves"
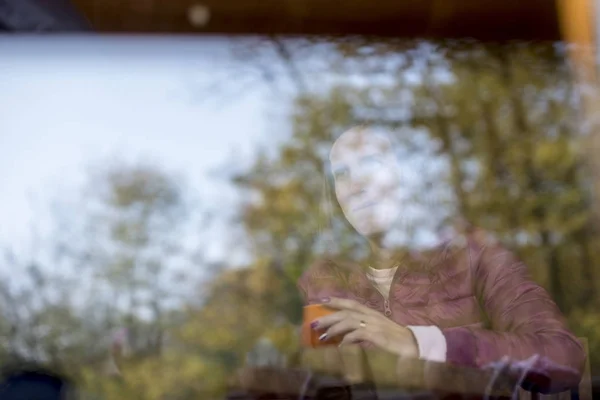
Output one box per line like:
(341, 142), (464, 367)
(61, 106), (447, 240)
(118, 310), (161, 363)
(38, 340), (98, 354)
(80, 351), (228, 400)
(264, 321), (300, 356)
(102, 164), (182, 210)
(177, 263), (289, 362)
(547, 208), (589, 235)
(533, 139), (576, 171)
(568, 310), (600, 372)
(247, 264), (274, 295)
(181, 317), (239, 349)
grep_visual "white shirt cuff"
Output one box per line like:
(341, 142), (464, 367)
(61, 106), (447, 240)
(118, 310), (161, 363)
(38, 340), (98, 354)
(407, 325), (447, 363)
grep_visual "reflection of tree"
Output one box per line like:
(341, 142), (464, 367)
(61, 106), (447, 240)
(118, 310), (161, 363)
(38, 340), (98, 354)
(226, 40), (600, 372)
(0, 160), (205, 394)
(1, 38), (600, 397)
(81, 162), (193, 355)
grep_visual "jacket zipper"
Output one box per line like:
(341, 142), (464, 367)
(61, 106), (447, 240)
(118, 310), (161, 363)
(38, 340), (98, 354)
(383, 271), (400, 318)
(383, 298), (392, 317)
(371, 244), (446, 319)
(366, 249), (427, 318)
(373, 268), (403, 318)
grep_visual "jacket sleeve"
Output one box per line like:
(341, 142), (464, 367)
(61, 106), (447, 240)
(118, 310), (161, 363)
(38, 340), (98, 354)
(442, 235), (585, 393)
(296, 258), (348, 305)
(297, 274), (309, 304)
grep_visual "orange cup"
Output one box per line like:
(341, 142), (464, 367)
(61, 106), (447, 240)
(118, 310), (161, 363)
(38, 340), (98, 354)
(301, 304), (342, 347)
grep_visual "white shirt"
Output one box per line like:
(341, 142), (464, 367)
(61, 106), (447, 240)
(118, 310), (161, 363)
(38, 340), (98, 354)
(367, 266), (447, 363)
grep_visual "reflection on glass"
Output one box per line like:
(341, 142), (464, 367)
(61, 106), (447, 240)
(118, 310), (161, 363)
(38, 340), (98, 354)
(0, 36), (598, 398)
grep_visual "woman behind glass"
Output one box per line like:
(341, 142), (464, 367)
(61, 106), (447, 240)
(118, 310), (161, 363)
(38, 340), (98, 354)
(298, 126), (585, 393)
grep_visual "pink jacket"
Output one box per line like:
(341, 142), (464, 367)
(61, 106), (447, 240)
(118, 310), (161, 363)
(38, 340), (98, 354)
(297, 233), (585, 393)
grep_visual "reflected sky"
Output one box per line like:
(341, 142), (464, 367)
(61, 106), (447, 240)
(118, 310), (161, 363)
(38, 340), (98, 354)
(0, 36), (455, 268)
(0, 37), (291, 259)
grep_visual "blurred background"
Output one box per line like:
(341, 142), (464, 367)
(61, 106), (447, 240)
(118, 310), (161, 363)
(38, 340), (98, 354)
(2, 0), (600, 398)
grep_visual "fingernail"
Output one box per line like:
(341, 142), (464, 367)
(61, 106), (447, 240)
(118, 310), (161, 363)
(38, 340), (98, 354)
(310, 321), (319, 329)
(321, 297), (330, 303)
(319, 333), (328, 341)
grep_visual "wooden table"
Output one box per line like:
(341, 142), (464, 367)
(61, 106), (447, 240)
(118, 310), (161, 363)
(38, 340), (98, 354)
(229, 347), (518, 399)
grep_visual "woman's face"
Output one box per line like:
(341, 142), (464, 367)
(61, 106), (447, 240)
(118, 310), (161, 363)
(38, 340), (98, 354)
(329, 128), (401, 237)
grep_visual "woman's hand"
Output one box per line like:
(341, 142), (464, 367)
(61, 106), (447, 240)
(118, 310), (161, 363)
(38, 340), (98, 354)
(311, 297), (419, 358)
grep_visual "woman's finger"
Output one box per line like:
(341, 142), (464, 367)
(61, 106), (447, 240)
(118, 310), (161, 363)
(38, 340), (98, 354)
(338, 328), (369, 347)
(312, 310), (351, 330)
(321, 317), (363, 341)
(313, 308), (378, 330)
(321, 297), (379, 316)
